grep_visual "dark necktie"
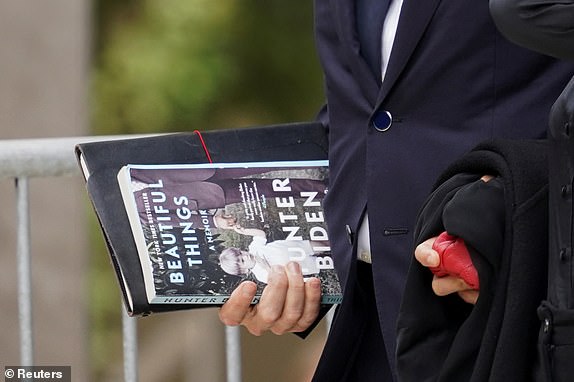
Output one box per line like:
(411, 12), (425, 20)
(356, 0), (391, 81)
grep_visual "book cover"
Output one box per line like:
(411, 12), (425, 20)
(75, 122), (331, 316)
(117, 160), (342, 305)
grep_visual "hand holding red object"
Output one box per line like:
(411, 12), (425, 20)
(430, 232), (479, 290)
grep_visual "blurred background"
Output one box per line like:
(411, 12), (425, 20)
(0, 0), (327, 381)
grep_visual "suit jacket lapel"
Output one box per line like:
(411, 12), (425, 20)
(333, 0), (381, 103)
(378, 0), (442, 103)
(331, 0), (442, 106)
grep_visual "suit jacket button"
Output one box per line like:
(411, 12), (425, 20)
(372, 110), (392, 131)
(345, 224), (354, 245)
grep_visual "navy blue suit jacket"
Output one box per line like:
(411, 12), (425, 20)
(312, 0), (574, 380)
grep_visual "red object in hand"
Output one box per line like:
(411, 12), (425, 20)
(430, 232), (479, 289)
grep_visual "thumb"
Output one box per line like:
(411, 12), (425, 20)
(415, 237), (440, 267)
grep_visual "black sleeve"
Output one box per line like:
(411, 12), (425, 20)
(442, 177), (506, 292)
(489, 0), (574, 60)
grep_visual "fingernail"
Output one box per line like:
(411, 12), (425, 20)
(272, 265), (284, 275)
(428, 252), (440, 267)
(241, 282), (256, 297)
(308, 277), (321, 289)
(287, 261), (301, 275)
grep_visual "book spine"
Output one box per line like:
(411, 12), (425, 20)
(150, 294), (342, 305)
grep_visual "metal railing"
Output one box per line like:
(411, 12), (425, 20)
(0, 135), (242, 382)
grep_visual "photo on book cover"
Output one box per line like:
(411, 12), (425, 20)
(117, 160), (342, 305)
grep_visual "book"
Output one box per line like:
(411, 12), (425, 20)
(116, 160), (342, 306)
(75, 122), (336, 316)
